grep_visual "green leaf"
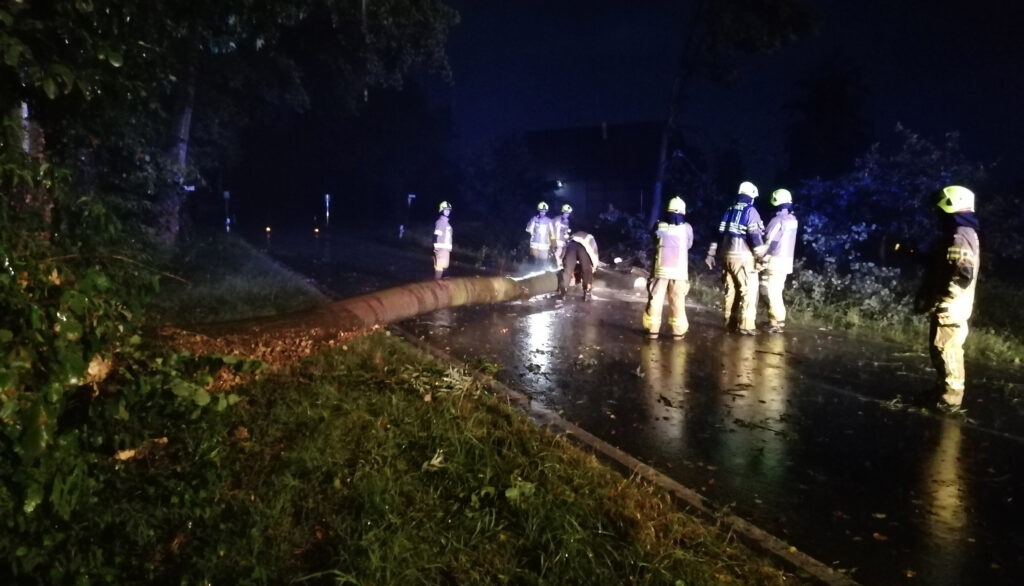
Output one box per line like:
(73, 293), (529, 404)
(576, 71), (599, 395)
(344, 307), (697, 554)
(106, 51), (123, 68)
(0, 329), (12, 343)
(42, 78), (58, 99)
(192, 389), (211, 406)
(171, 379), (196, 398)
(23, 482), (44, 514)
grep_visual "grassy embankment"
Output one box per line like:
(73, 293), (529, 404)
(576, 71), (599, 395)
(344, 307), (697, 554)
(141, 235), (814, 584)
(687, 269), (1024, 379)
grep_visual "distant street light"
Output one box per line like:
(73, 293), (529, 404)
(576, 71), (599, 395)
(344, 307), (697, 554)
(265, 225), (272, 250)
(324, 193), (331, 228)
(223, 191), (231, 233)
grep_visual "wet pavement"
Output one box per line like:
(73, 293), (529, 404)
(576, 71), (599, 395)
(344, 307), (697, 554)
(274, 232), (1024, 585)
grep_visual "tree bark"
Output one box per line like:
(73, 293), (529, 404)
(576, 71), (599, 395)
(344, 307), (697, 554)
(170, 271), (561, 365)
(157, 70), (196, 247)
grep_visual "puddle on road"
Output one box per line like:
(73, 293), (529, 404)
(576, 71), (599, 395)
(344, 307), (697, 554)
(399, 291), (1024, 586)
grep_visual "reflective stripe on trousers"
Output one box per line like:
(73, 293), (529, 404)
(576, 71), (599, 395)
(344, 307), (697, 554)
(930, 317), (968, 404)
(723, 255), (756, 330)
(643, 277), (689, 336)
(764, 271), (788, 326)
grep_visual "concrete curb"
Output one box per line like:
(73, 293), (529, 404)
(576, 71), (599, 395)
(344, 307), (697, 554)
(393, 325), (861, 586)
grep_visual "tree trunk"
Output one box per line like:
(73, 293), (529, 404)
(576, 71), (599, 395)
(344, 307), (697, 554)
(174, 271), (561, 364)
(157, 71), (196, 247)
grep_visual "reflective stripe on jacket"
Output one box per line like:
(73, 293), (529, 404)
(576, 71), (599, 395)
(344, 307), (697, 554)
(526, 215), (554, 250)
(717, 200), (764, 257)
(554, 215), (571, 246)
(653, 222), (693, 280)
(433, 215), (452, 250)
(939, 226), (980, 323)
(570, 231), (599, 266)
(764, 210), (798, 274)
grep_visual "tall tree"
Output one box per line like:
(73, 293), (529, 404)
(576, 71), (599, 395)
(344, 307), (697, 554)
(649, 0), (819, 226)
(781, 55), (871, 183)
(1, 0), (459, 246)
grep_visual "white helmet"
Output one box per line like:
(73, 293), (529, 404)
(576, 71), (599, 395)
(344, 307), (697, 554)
(561, 203), (573, 214)
(738, 181), (758, 198)
(770, 189), (792, 206)
(667, 196), (686, 214)
(438, 200), (452, 212)
(936, 185), (975, 213)
(537, 201), (549, 211)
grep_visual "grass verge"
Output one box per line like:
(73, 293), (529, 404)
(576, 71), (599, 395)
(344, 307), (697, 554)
(173, 333), (811, 584)
(150, 234), (329, 324)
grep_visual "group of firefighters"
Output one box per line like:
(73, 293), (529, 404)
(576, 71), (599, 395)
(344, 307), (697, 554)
(431, 180), (979, 412)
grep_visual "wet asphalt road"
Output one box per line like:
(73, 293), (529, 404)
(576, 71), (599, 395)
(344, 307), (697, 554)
(276, 233), (1024, 585)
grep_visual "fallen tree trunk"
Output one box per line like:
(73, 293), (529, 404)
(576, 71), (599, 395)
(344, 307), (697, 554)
(163, 271), (560, 366)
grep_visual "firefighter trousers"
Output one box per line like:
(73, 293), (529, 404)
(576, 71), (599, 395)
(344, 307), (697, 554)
(764, 271), (788, 326)
(930, 316), (969, 406)
(723, 255), (757, 331)
(643, 277), (689, 337)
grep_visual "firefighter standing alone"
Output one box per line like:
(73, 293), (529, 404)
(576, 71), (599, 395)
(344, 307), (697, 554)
(433, 201), (453, 279)
(643, 196), (694, 340)
(705, 181), (767, 335)
(915, 185), (980, 411)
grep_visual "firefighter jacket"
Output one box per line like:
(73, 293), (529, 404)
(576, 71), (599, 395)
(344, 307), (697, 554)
(569, 231), (599, 267)
(433, 215), (452, 250)
(526, 214), (555, 251)
(715, 196), (765, 257)
(764, 209), (798, 274)
(918, 223), (980, 325)
(554, 214), (572, 247)
(652, 221), (694, 280)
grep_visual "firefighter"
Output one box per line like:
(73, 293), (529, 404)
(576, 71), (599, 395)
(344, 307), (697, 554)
(760, 188), (799, 333)
(704, 181), (767, 335)
(558, 231), (599, 301)
(643, 196), (694, 339)
(553, 204), (573, 268)
(525, 201), (555, 269)
(914, 185), (980, 411)
(433, 201), (453, 279)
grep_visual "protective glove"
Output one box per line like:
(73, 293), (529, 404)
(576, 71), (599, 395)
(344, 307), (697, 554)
(754, 255), (769, 272)
(704, 255), (716, 270)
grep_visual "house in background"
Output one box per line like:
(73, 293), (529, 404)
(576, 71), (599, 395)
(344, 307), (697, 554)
(524, 121), (662, 220)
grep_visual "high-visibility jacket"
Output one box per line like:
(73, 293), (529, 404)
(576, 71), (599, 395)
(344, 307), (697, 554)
(433, 215), (452, 250)
(526, 214), (554, 251)
(554, 214), (572, 247)
(569, 231), (599, 266)
(764, 209), (798, 274)
(652, 221), (693, 280)
(714, 197), (765, 258)
(937, 226), (980, 323)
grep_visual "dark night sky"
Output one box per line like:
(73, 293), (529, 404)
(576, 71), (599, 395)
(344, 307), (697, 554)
(431, 0), (1024, 189)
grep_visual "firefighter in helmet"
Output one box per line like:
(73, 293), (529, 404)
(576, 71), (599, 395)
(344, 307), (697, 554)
(643, 196), (694, 339)
(553, 203), (573, 268)
(914, 185), (980, 412)
(526, 201), (555, 269)
(705, 181), (767, 335)
(760, 188), (799, 333)
(433, 201), (453, 279)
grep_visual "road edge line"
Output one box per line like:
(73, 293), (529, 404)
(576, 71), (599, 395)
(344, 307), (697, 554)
(391, 326), (861, 586)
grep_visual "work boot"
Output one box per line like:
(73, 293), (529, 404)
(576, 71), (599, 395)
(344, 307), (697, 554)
(737, 328), (757, 336)
(767, 323), (785, 334)
(645, 331), (658, 340)
(583, 289), (592, 302)
(555, 286), (566, 300)
(671, 333), (685, 341)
